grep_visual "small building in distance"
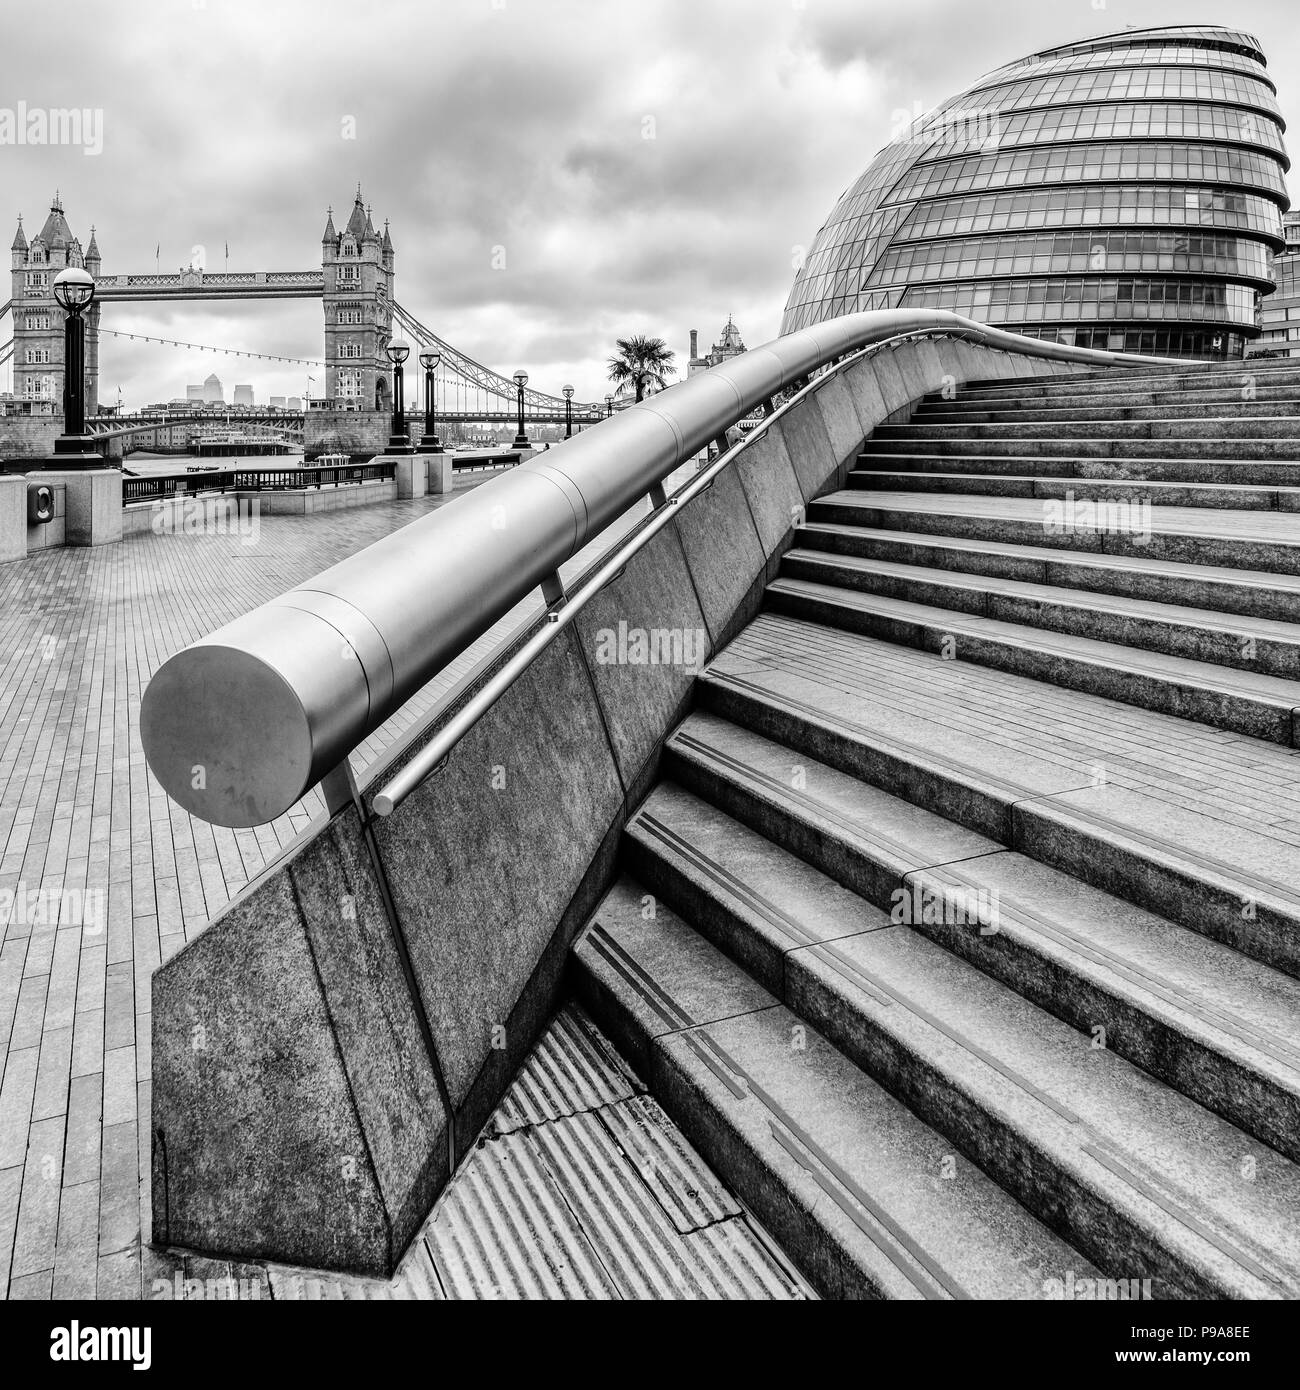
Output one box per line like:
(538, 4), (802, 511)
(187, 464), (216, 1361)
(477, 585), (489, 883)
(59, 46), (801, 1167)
(1249, 210), (1300, 359)
(687, 316), (747, 378)
(233, 384), (254, 407)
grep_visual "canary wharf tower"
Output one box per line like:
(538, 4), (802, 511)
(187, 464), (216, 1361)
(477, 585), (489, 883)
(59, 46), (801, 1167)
(783, 26), (1289, 358)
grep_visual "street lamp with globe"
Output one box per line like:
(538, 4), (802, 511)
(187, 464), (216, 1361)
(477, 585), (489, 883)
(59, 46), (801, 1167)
(51, 267), (100, 464)
(418, 350), (443, 454)
(512, 369), (530, 450)
(384, 339), (413, 453)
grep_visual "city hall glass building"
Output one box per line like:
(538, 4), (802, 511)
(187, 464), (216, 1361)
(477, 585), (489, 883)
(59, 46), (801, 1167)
(782, 26), (1290, 358)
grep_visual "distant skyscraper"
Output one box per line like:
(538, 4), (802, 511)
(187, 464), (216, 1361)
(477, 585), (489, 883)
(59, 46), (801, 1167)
(286, 396), (302, 412)
(203, 373), (223, 403)
(186, 384), (204, 401)
(269, 395), (286, 410)
(233, 384), (254, 407)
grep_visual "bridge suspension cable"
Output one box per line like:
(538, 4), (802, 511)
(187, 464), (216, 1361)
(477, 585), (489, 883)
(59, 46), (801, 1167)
(390, 301), (603, 416)
(0, 340), (13, 368)
(97, 326), (324, 367)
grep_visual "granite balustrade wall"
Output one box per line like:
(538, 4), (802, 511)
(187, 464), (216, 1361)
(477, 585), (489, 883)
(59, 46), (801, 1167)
(150, 338), (1083, 1274)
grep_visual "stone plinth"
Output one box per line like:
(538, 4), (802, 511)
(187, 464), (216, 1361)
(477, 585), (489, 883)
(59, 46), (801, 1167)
(24, 467), (122, 547)
(425, 453), (453, 494)
(0, 477), (26, 563)
(387, 455), (426, 500)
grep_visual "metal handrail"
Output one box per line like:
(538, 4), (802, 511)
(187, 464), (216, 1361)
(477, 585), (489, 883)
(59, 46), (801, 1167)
(139, 309), (1197, 829)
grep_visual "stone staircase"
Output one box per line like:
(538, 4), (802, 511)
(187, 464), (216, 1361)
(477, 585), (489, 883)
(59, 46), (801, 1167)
(572, 358), (1300, 1301)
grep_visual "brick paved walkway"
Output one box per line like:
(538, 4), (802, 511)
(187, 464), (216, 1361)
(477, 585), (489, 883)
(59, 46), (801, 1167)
(0, 473), (658, 1299)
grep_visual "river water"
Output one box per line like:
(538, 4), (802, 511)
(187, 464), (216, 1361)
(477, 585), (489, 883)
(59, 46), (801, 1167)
(124, 451), (308, 476)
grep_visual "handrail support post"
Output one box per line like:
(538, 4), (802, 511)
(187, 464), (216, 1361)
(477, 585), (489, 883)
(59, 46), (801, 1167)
(320, 759), (360, 819)
(540, 570), (566, 611)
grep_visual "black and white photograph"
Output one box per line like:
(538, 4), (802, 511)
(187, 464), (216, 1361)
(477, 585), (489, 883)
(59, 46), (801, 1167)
(0, 0), (1297, 1368)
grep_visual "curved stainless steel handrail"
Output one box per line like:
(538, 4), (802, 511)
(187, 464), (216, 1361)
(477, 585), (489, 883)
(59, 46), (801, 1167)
(140, 309), (1197, 828)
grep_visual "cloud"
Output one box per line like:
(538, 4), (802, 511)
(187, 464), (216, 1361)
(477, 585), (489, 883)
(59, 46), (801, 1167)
(2, 0), (1295, 407)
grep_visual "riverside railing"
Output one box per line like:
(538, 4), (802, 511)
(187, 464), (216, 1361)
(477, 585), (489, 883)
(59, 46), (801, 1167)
(140, 309), (1195, 829)
(122, 461), (397, 504)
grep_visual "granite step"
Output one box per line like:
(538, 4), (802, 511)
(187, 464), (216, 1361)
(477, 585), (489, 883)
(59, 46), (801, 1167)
(571, 876), (1097, 1300)
(914, 400), (1300, 424)
(864, 432), (1300, 461)
(848, 470), (1300, 511)
(948, 363), (1300, 397)
(697, 614), (1300, 979)
(807, 491), (1300, 575)
(877, 419), (1300, 442)
(765, 575), (1300, 745)
(653, 722), (1300, 1159)
(778, 549), (1300, 678)
(929, 384), (1300, 410)
(599, 776), (1300, 1299)
(855, 453), (1300, 486)
(794, 523), (1300, 623)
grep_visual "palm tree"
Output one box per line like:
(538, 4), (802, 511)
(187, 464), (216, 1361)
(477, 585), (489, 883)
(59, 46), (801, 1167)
(607, 335), (677, 404)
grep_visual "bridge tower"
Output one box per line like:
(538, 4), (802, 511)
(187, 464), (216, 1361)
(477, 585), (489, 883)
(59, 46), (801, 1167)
(321, 189), (394, 412)
(9, 194), (101, 416)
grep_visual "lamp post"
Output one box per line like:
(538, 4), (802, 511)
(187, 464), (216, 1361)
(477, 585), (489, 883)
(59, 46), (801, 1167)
(562, 384), (574, 440)
(385, 339), (412, 453)
(418, 350), (443, 453)
(605, 393), (615, 419)
(512, 369), (530, 450)
(51, 267), (100, 466)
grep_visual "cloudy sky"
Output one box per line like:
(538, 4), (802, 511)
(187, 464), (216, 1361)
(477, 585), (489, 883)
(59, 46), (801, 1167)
(2, 0), (1296, 408)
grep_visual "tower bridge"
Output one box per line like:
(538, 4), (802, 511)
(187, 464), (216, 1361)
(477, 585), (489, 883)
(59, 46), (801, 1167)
(1, 189), (605, 456)
(93, 269), (325, 302)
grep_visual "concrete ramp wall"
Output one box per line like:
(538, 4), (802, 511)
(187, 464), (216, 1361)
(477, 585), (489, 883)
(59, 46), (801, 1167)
(151, 337), (1081, 1274)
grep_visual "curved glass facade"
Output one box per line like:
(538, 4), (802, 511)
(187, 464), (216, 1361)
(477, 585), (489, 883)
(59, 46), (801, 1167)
(782, 25), (1290, 357)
